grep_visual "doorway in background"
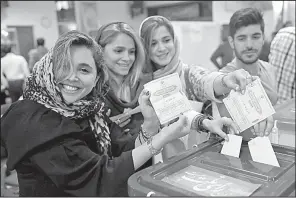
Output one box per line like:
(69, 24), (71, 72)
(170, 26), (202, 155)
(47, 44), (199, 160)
(7, 25), (34, 62)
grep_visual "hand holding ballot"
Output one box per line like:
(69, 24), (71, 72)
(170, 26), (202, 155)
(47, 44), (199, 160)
(249, 115), (274, 137)
(223, 78), (275, 137)
(196, 116), (239, 142)
(219, 79), (280, 167)
(141, 73), (240, 141)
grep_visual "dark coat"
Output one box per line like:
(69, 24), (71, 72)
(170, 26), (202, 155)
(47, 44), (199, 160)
(105, 74), (152, 137)
(1, 99), (137, 196)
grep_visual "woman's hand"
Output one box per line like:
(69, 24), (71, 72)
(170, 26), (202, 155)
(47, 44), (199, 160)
(223, 69), (258, 94)
(202, 117), (239, 141)
(137, 89), (161, 136)
(250, 115), (274, 137)
(138, 89), (159, 124)
(160, 115), (191, 144)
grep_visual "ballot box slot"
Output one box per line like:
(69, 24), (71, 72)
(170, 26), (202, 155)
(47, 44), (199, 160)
(199, 158), (277, 182)
(151, 139), (223, 178)
(195, 151), (294, 182)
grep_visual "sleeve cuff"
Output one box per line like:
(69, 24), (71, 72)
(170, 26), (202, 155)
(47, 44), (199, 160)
(183, 110), (201, 127)
(205, 72), (224, 103)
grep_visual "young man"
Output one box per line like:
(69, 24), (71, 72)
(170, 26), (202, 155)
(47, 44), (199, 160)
(216, 8), (277, 140)
(269, 26), (295, 104)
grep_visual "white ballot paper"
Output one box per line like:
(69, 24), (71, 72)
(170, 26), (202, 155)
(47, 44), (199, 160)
(144, 73), (192, 125)
(221, 134), (243, 158)
(248, 136), (280, 167)
(223, 79), (275, 133)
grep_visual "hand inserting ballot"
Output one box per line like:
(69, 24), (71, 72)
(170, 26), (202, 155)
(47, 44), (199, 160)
(186, 110), (239, 142)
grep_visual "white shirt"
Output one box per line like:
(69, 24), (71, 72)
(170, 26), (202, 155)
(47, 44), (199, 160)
(1, 53), (29, 81)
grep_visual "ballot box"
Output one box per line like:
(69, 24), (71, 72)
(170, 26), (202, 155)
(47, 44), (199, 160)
(273, 98), (295, 147)
(128, 138), (295, 197)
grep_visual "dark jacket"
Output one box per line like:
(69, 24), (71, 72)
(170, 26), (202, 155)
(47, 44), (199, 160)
(105, 75), (152, 137)
(1, 99), (137, 196)
(105, 75), (153, 170)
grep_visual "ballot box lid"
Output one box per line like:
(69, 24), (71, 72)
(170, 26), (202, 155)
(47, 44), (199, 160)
(128, 139), (295, 197)
(274, 98), (295, 123)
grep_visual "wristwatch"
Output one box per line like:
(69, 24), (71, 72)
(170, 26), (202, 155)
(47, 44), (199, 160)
(147, 136), (163, 156)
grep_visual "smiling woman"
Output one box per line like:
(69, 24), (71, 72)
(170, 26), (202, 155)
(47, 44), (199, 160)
(95, 22), (146, 103)
(94, 22), (154, 139)
(57, 45), (98, 104)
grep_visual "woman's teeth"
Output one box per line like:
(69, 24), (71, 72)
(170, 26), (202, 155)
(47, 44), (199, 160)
(158, 53), (167, 59)
(63, 85), (79, 91)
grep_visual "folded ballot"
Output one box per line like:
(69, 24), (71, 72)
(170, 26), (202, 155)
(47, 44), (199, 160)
(144, 73), (192, 125)
(248, 136), (280, 167)
(223, 79), (275, 133)
(221, 134), (243, 158)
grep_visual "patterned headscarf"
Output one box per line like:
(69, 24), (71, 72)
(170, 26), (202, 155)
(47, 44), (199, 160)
(23, 50), (111, 155)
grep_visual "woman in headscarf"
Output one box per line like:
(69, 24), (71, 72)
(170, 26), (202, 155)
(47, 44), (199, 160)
(95, 22), (151, 136)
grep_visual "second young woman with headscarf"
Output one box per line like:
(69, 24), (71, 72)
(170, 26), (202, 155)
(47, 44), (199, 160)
(95, 22), (152, 138)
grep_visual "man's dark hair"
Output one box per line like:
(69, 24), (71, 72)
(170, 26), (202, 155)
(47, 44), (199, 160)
(229, 8), (265, 38)
(36, 38), (45, 46)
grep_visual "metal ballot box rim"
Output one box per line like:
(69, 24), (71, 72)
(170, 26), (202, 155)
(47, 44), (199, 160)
(128, 139), (295, 197)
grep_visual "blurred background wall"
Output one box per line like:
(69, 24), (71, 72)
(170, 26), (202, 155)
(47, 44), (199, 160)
(1, 1), (59, 62)
(1, 1), (294, 69)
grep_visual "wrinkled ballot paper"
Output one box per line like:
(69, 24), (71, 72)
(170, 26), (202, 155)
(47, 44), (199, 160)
(223, 79), (276, 133)
(144, 73), (192, 125)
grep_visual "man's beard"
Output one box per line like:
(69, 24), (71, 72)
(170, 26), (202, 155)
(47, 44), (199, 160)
(234, 48), (260, 64)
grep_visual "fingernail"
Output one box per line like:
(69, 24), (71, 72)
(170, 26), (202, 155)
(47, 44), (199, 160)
(235, 86), (239, 91)
(242, 90), (245, 95)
